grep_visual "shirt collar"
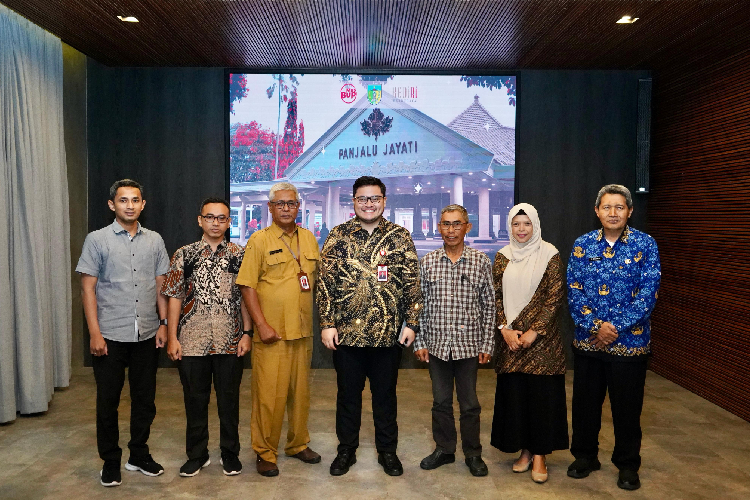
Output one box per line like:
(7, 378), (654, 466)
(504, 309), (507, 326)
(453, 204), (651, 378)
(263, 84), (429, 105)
(111, 219), (142, 235)
(439, 244), (469, 263)
(270, 222), (298, 240)
(199, 237), (227, 251)
(351, 216), (386, 234)
(596, 225), (631, 244)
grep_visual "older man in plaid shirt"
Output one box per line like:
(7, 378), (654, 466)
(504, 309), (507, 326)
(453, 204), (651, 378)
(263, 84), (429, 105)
(415, 204), (496, 477)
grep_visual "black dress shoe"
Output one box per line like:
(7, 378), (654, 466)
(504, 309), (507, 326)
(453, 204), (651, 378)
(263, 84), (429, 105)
(567, 457), (601, 479)
(420, 450), (456, 470)
(465, 456), (488, 477)
(378, 452), (403, 476)
(617, 469), (641, 490)
(329, 449), (357, 476)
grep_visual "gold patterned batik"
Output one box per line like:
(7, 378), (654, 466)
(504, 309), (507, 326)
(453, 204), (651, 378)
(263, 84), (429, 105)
(316, 217), (422, 347)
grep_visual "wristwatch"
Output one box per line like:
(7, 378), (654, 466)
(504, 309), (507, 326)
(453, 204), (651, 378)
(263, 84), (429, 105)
(242, 330), (253, 338)
(159, 318), (168, 326)
(498, 324), (506, 331)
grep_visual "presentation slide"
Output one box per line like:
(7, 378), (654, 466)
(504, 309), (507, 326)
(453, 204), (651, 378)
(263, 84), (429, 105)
(229, 73), (516, 259)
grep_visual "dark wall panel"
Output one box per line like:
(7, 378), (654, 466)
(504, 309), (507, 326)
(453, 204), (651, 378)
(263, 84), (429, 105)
(517, 70), (650, 362)
(648, 52), (750, 421)
(87, 62), (226, 247)
(63, 43), (88, 369)
(86, 67), (648, 368)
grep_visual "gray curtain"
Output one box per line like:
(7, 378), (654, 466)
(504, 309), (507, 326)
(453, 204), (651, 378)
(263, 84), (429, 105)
(0, 5), (71, 423)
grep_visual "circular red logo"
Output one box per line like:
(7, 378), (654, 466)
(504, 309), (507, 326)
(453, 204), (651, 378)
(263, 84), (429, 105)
(340, 84), (357, 104)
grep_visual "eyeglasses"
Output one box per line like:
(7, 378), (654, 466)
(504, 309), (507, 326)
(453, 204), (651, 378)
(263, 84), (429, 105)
(354, 195), (384, 204)
(269, 200), (300, 209)
(440, 221), (467, 228)
(600, 205), (627, 213)
(200, 214), (230, 223)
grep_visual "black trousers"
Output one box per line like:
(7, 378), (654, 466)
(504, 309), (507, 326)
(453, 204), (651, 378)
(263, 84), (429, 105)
(491, 372), (569, 456)
(570, 353), (648, 471)
(332, 344), (402, 453)
(178, 354), (244, 460)
(428, 354), (482, 457)
(92, 336), (159, 463)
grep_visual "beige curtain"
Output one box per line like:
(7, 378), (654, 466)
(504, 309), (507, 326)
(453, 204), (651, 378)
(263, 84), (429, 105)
(0, 4), (71, 423)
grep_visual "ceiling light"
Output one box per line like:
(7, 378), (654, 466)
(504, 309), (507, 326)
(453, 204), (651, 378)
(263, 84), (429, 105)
(616, 16), (638, 24)
(117, 15), (139, 22)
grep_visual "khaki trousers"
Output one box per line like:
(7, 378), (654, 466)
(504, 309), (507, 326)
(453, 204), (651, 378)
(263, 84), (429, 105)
(251, 336), (312, 463)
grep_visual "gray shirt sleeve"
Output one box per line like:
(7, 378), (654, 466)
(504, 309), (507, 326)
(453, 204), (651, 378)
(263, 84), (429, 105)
(155, 235), (170, 276)
(76, 233), (102, 277)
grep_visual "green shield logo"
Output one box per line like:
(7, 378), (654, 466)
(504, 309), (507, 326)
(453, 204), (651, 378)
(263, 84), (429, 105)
(367, 85), (382, 105)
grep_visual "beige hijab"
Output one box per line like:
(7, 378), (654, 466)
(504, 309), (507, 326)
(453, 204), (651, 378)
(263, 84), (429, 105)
(499, 203), (559, 326)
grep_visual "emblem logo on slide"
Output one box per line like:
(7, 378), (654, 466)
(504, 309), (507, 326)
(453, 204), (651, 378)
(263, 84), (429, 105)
(367, 84), (382, 105)
(341, 84), (357, 104)
(360, 108), (393, 141)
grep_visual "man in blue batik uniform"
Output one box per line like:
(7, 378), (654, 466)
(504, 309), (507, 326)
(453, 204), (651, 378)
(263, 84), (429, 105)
(566, 184), (660, 491)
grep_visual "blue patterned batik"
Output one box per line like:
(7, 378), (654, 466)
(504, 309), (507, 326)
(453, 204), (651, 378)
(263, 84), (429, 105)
(567, 226), (661, 359)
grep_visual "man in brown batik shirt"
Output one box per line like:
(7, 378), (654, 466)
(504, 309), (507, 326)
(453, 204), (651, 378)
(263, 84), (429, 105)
(162, 197), (251, 478)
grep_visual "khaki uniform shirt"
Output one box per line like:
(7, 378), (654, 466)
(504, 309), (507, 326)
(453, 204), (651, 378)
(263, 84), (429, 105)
(236, 223), (319, 342)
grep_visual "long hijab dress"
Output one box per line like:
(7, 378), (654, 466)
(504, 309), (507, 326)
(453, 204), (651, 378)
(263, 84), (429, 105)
(490, 203), (569, 456)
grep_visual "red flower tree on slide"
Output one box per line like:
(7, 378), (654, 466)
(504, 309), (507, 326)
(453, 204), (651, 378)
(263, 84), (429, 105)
(229, 74), (305, 183)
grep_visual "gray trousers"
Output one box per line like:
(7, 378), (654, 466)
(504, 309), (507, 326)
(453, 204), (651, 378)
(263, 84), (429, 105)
(428, 354), (482, 458)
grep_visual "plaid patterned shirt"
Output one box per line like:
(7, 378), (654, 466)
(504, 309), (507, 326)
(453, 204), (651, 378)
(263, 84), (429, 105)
(415, 245), (496, 361)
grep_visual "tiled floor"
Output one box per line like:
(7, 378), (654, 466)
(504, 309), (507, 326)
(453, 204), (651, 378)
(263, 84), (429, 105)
(1, 368), (749, 499)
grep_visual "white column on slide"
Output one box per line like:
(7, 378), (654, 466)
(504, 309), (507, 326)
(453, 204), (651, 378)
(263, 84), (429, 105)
(300, 197), (307, 228)
(478, 187), (490, 239)
(452, 175), (464, 206)
(239, 200), (247, 240)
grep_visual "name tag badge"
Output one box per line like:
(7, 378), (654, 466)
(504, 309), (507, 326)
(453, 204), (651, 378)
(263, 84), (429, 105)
(269, 249), (283, 255)
(377, 265), (388, 282)
(589, 257), (603, 261)
(298, 271), (311, 292)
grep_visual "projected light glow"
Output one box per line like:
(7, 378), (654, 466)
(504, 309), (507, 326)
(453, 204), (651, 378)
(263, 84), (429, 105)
(228, 73), (516, 260)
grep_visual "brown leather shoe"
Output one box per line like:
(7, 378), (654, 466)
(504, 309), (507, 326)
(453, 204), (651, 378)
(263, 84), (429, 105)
(256, 455), (279, 477)
(290, 447), (321, 464)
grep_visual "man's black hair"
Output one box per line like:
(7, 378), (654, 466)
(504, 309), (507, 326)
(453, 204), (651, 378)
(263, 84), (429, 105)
(352, 176), (386, 197)
(109, 179), (143, 201)
(200, 197), (231, 214)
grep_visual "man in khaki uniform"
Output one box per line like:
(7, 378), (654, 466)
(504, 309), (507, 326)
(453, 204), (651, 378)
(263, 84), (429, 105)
(237, 182), (321, 477)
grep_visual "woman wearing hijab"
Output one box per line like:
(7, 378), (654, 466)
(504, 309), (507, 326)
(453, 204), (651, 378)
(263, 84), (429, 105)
(490, 203), (568, 484)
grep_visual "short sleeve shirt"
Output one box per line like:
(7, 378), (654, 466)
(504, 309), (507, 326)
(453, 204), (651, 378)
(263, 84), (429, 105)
(75, 220), (170, 342)
(161, 239), (245, 356)
(235, 223), (319, 342)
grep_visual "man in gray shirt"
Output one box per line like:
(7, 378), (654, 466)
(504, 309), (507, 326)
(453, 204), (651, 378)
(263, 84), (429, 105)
(76, 179), (170, 487)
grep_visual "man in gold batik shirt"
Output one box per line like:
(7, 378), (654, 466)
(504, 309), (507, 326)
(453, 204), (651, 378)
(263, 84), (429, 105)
(317, 176), (422, 477)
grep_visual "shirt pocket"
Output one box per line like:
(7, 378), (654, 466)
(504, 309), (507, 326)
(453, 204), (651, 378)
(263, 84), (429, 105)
(264, 251), (293, 280)
(302, 250), (319, 276)
(458, 273), (483, 318)
(425, 273), (448, 298)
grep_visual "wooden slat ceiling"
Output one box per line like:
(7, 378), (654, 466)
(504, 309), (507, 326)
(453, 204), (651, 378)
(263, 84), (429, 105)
(2, 0), (747, 68)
